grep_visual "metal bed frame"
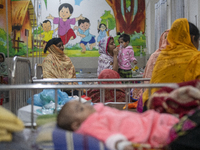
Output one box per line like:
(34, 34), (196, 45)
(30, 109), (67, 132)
(0, 83), (175, 129)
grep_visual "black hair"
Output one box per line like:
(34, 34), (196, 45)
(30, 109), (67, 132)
(78, 18), (90, 26)
(44, 38), (62, 53)
(41, 20), (51, 27)
(0, 53), (5, 62)
(98, 23), (107, 33)
(189, 22), (200, 42)
(121, 33), (130, 42)
(117, 32), (121, 36)
(58, 3), (73, 19)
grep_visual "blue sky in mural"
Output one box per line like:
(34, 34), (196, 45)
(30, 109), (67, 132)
(75, 0), (83, 6)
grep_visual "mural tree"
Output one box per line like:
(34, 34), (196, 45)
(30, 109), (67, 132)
(106, 0), (145, 34)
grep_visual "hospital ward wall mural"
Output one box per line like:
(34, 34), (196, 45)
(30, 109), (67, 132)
(0, 0), (146, 57)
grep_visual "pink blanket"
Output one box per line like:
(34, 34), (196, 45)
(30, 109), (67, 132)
(76, 104), (179, 148)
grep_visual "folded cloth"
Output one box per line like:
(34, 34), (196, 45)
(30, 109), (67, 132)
(148, 80), (200, 118)
(0, 106), (24, 141)
(0, 128), (12, 141)
(36, 114), (57, 127)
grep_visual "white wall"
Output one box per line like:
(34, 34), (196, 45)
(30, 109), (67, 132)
(146, 0), (200, 55)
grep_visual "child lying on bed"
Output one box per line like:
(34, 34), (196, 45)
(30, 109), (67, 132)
(57, 101), (179, 150)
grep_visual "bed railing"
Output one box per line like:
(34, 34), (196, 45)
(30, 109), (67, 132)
(0, 83), (175, 128)
(33, 78), (151, 102)
(8, 56), (33, 114)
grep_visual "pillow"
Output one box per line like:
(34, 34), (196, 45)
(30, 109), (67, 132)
(35, 122), (109, 150)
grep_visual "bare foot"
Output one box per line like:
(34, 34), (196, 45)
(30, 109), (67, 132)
(81, 49), (86, 53)
(70, 36), (74, 40)
(89, 43), (96, 50)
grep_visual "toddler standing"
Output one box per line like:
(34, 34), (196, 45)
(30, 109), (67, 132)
(118, 34), (137, 78)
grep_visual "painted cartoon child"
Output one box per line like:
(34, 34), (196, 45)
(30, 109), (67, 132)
(47, 3), (84, 45)
(40, 20), (54, 45)
(97, 20), (107, 42)
(74, 18), (96, 53)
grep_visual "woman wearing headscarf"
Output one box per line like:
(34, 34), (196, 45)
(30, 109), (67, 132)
(0, 52), (8, 84)
(142, 18), (200, 109)
(42, 38), (78, 95)
(87, 69), (125, 103)
(143, 29), (170, 83)
(42, 38), (76, 80)
(136, 29), (170, 112)
(97, 36), (119, 76)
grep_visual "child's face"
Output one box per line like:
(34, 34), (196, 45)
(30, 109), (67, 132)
(121, 41), (129, 48)
(42, 22), (51, 32)
(100, 24), (106, 31)
(118, 37), (123, 46)
(59, 7), (71, 19)
(79, 22), (90, 32)
(0, 55), (4, 62)
(69, 101), (95, 124)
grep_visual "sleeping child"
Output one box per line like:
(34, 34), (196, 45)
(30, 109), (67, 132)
(57, 101), (179, 150)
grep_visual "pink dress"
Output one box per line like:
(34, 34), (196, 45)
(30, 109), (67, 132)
(76, 104), (179, 150)
(118, 46), (137, 70)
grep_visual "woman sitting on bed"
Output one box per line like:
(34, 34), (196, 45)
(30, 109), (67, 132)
(57, 100), (179, 150)
(97, 36), (119, 76)
(136, 29), (170, 112)
(42, 38), (78, 95)
(87, 69), (126, 103)
(142, 18), (200, 109)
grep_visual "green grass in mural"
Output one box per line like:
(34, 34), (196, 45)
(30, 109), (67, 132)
(27, 49), (100, 57)
(65, 50), (100, 57)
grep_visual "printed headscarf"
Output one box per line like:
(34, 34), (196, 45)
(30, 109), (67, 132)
(44, 38), (62, 53)
(143, 29), (170, 82)
(97, 36), (114, 76)
(42, 43), (77, 84)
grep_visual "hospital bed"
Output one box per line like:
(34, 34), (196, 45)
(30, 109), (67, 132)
(1, 56), (170, 149)
(0, 83), (174, 150)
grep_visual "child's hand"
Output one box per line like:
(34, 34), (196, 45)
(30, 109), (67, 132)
(133, 60), (137, 64)
(77, 31), (80, 36)
(123, 145), (134, 150)
(55, 27), (58, 32)
(115, 140), (133, 150)
(79, 14), (85, 20)
(47, 14), (54, 20)
(73, 26), (79, 30)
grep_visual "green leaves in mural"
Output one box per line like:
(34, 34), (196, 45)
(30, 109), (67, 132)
(100, 10), (116, 30)
(0, 28), (15, 57)
(43, 0), (47, 9)
(33, 26), (43, 35)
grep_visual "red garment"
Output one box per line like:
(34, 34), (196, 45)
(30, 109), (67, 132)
(87, 69), (125, 103)
(148, 80), (200, 118)
(60, 28), (76, 45)
(76, 103), (179, 149)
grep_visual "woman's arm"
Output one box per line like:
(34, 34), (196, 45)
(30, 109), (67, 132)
(112, 47), (119, 72)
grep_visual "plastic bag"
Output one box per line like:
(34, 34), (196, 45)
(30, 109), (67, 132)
(27, 89), (73, 107)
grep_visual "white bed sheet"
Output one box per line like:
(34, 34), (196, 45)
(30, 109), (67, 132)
(18, 105), (42, 124)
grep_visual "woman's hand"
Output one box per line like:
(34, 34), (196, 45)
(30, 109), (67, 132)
(113, 47), (119, 56)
